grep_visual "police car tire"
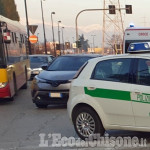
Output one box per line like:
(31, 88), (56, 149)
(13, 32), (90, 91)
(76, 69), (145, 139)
(72, 106), (105, 140)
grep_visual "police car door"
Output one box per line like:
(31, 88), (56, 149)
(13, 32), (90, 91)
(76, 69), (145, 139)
(131, 58), (150, 127)
(89, 58), (135, 126)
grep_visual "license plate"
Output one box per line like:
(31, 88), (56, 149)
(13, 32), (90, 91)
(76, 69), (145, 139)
(33, 71), (39, 74)
(49, 93), (62, 98)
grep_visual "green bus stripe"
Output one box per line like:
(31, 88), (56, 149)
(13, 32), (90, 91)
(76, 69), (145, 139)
(84, 87), (131, 101)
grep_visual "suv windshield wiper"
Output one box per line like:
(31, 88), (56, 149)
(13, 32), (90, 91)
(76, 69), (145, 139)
(47, 69), (57, 71)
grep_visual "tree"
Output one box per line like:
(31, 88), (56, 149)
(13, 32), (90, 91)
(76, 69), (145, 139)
(0, 0), (20, 21)
(78, 34), (90, 52)
(107, 34), (123, 54)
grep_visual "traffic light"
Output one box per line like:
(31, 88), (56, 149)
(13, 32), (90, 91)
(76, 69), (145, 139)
(65, 42), (70, 49)
(56, 44), (60, 50)
(126, 5), (132, 14)
(76, 40), (81, 48)
(109, 5), (116, 14)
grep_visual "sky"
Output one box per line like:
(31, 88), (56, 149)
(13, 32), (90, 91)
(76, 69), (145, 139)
(14, 0), (150, 47)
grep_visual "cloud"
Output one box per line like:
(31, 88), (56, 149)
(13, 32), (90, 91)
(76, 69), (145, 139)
(19, 17), (102, 33)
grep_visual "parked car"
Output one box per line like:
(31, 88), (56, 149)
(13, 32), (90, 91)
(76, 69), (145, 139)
(67, 42), (150, 140)
(31, 54), (101, 108)
(29, 54), (54, 79)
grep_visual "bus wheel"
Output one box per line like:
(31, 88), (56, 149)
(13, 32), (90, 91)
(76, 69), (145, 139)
(8, 97), (14, 101)
(22, 68), (28, 89)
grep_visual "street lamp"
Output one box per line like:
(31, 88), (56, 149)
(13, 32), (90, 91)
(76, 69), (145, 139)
(40, 0), (47, 54)
(61, 27), (65, 52)
(37, 33), (40, 52)
(91, 35), (96, 53)
(58, 20), (61, 55)
(51, 12), (56, 56)
(24, 0), (31, 54)
(72, 37), (74, 43)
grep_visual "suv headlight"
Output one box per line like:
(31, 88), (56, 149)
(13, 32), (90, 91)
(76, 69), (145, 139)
(0, 82), (7, 88)
(35, 76), (46, 83)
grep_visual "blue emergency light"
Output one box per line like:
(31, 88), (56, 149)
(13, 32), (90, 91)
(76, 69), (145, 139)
(128, 42), (150, 53)
(129, 23), (134, 27)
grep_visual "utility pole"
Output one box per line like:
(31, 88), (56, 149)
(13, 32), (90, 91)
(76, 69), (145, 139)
(75, 4), (131, 54)
(61, 27), (65, 52)
(91, 35), (96, 53)
(58, 20), (61, 55)
(24, 0), (31, 55)
(51, 12), (56, 56)
(40, 0), (47, 54)
(103, 0), (124, 54)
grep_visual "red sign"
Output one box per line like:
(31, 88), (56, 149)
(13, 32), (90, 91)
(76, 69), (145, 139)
(138, 32), (148, 36)
(29, 35), (38, 44)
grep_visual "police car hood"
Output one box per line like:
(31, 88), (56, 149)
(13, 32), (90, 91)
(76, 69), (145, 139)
(38, 70), (77, 81)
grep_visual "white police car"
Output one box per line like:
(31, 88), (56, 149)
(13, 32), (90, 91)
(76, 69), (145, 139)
(67, 42), (150, 140)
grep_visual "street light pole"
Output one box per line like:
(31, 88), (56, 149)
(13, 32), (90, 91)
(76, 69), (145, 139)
(40, 0), (47, 54)
(51, 12), (56, 56)
(75, 7), (130, 55)
(72, 37), (74, 43)
(91, 35), (96, 53)
(61, 27), (65, 53)
(37, 33), (40, 52)
(24, 0), (31, 55)
(58, 20), (61, 55)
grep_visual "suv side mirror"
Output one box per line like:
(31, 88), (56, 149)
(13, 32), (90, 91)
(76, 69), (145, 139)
(41, 64), (48, 70)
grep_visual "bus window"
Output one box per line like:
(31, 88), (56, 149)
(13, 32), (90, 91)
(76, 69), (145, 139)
(22, 35), (24, 43)
(14, 33), (17, 43)
(0, 31), (6, 68)
(11, 32), (14, 43)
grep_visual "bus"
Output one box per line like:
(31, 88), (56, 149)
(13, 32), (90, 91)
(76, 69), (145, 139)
(123, 26), (150, 53)
(0, 15), (30, 100)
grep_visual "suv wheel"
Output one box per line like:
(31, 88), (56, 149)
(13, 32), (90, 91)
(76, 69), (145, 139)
(72, 106), (105, 140)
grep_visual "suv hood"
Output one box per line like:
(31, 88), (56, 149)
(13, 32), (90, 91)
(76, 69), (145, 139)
(38, 71), (77, 81)
(31, 63), (47, 69)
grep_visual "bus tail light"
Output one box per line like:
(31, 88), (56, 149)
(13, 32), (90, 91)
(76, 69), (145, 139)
(0, 82), (8, 88)
(3, 29), (11, 44)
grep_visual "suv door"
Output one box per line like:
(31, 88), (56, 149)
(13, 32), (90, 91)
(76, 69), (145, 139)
(85, 58), (135, 126)
(131, 58), (150, 127)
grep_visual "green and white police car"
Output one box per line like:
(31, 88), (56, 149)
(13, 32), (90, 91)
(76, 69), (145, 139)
(67, 42), (150, 140)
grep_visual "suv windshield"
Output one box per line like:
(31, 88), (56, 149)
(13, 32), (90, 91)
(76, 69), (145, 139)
(47, 56), (93, 71)
(30, 56), (48, 63)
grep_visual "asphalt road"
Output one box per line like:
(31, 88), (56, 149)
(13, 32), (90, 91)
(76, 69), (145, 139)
(0, 82), (150, 150)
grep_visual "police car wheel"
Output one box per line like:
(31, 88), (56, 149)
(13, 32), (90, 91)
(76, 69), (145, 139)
(72, 106), (105, 140)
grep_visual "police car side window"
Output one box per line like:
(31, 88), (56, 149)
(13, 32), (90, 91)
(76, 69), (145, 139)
(92, 58), (131, 83)
(136, 59), (150, 86)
